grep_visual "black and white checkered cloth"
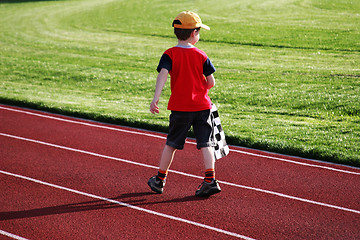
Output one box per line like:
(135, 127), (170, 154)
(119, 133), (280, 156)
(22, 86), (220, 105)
(210, 104), (229, 160)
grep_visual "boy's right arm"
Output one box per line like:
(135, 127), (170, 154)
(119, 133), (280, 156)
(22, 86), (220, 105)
(150, 68), (169, 114)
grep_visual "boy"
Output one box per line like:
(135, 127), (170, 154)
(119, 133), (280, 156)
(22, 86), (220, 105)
(148, 11), (221, 197)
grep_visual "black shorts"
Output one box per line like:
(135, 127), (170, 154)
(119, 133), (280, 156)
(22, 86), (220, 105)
(166, 110), (214, 150)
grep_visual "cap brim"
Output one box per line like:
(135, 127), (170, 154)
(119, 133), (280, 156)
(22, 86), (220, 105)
(201, 24), (210, 30)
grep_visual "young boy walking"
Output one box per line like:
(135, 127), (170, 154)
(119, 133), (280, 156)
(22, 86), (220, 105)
(148, 11), (221, 197)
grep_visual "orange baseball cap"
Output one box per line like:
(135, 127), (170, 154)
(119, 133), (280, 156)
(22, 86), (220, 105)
(172, 11), (210, 30)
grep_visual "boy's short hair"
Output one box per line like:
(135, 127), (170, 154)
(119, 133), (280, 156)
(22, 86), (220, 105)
(174, 27), (200, 41)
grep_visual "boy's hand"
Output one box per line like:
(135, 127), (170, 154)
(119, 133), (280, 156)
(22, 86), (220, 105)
(150, 100), (160, 114)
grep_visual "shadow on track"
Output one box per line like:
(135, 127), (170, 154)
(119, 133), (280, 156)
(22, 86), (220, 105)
(0, 192), (209, 220)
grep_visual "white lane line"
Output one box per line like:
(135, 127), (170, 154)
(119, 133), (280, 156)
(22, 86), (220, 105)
(0, 170), (255, 240)
(229, 148), (360, 175)
(0, 106), (166, 140)
(1, 105), (359, 176)
(1, 132), (359, 215)
(0, 230), (29, 240)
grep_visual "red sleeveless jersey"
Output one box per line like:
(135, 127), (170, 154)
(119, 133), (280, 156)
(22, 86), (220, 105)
(159, 46), (215, 112)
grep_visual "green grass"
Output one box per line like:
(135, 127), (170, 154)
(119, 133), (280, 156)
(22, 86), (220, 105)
(1, 0), (359, 166)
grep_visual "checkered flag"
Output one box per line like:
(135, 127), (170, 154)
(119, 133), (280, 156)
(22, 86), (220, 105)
(211, 104), (229, 160)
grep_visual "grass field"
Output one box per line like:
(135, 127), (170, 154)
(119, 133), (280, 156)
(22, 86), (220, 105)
(1, 0), (359, 166)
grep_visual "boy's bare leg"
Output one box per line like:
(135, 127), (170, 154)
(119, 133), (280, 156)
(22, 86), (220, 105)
(148, 145), (176, 194)
(159, 145), (177, 171)
(201, 147), (215, 170)
(195, 146), (221, 197)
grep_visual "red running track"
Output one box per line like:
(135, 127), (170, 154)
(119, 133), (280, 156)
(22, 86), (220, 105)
(0, 104), (359, 240)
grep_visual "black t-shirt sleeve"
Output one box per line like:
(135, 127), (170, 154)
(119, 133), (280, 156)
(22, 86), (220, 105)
(157, 53), (172, 72)
(203, 57), (216, 76)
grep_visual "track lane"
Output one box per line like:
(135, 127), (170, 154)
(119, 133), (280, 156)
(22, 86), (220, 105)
(1, 105), (360, 239)
(1, 132), (359, 215)
(1, 135), (359, 239)
(1, 105), (357, 176)
(1, 105), (359, 209)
